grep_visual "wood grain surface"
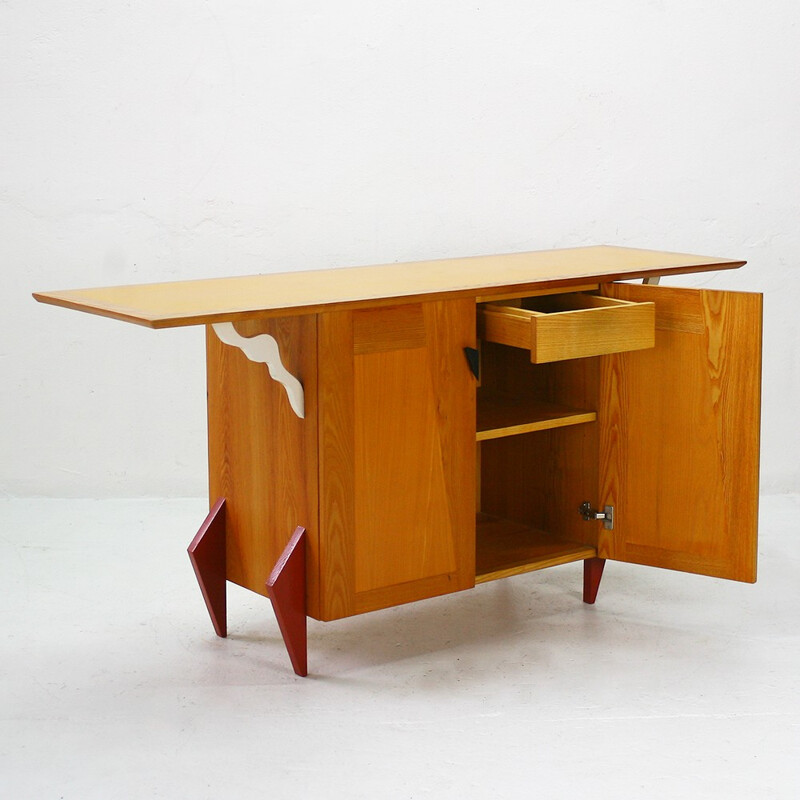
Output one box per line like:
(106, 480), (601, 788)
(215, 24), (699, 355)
(476, 391), (596, 440)
(478, 343), (601, 551)
(597, 283), (761, 581)
(476, 514), (596, 583)
(34, 246), (744, 328)
(318, 299), (475, 619)
(206, 315), (321, 616)
(478, 294), (655, 363)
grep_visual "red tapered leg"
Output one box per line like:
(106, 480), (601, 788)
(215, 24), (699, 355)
(266, 526), (307, 677)
(583, 557), (606, 604)
(187, 498), (227, 637)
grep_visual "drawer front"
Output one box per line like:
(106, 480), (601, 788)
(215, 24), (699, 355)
(478, 292), (655, 363)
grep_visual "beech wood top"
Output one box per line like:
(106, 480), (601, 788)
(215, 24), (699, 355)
(33, 245), (744, 329)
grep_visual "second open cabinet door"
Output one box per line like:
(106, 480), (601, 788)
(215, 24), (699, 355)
(597, 283), (762, 582)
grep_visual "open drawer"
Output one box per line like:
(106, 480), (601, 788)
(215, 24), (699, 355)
(477, 291), (655, 363)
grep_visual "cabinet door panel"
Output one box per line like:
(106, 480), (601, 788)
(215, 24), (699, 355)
(598, 284), (761, 582)
(318, 300), (476, 620)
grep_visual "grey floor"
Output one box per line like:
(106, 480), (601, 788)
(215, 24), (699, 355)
(1, 495), (798, 799)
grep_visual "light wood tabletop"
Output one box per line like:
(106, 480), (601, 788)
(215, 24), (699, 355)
(33, 245), (744, 328)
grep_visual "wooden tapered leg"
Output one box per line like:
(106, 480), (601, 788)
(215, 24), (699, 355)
(187, 498), (227, 637)
(583, 557), (606, 604)
(266, 526), (307, 677)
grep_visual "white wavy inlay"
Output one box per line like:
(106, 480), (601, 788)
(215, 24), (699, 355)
(212, 322), (305, 419)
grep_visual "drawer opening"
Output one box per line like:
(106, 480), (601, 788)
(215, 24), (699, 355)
(518, 292), (636, 314)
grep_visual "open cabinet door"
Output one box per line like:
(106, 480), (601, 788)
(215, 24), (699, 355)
(597, 283), (761, 582)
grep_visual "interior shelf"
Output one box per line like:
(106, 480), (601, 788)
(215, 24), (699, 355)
(476, 391), (596, 442)
(475, 514), (597, 584)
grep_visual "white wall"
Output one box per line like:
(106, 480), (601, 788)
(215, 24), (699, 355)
(2, 1), (798, 497)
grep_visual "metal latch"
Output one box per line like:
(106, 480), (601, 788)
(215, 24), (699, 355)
(579, 502), (614, 530)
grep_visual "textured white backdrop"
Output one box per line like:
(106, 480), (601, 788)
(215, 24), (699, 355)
(2, 1), (797, 496)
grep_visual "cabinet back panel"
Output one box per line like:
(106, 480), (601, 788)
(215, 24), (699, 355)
(478, 342), (600, 547)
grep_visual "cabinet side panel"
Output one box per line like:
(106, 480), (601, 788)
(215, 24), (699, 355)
(598, 284), (761, 582)
(206, 316), (320, 617)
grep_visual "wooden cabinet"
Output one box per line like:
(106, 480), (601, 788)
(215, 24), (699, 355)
(33, 245), (762, 675)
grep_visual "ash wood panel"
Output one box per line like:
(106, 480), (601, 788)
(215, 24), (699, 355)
(206, 315), (320, 616)
(611, 284), (706, 334)
(476, 391), (596, 441)
(318, 299), (475, 620)
(475, 515), (596, 583)
(316, 311), (355, 620)
(597, 284), (761, 582)
(351, 298), (476, 615)
(33, 246), (745, 328)
(422, 298), (477, 589)
(353, 303), (426, 354)
(353, 346), (457, 592)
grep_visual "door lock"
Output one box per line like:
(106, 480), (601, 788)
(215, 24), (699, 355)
(579, 502), (614, 530)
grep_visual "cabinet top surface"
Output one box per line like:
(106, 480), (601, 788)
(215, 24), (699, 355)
(33, 245), (744, 329)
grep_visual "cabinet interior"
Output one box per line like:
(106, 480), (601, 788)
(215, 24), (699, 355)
(475, 302), (601, 583)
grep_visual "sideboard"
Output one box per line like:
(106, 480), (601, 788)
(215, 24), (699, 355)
(34, 245), (762, 675)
